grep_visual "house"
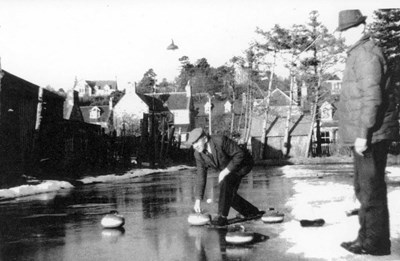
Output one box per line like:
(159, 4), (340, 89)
(191, 92), (244, 136)
(137, 82), (195, 142)
(76, 79), (118, 97)
(314, 100), (339, 155)
(0, 68), (65, 179)
(322, 75), (342, 95)
(112, 86), (149, 136)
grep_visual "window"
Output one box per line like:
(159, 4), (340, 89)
(90, 107), (100, 119)
(320, 131), (330, 143)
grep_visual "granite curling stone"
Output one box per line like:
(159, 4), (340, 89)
(225, 231), (254, 244)
(101, 211), (125, 228)
(261, 211), (284, 223)
(187, 213), (211, 226)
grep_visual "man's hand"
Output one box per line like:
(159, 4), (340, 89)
(218, 168), (230, 183)
(354, 138), (368, 155)
(194, 199), (201, 213)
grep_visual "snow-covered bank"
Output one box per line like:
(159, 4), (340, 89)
(280, 165), (400, 260)
(78, 165), (194, 184)
(0, 165), (194, 201)
(0, 180), (74, 200)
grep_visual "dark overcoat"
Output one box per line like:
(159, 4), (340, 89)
(194, 135), (253, 199)
(338, 34), (399, 145)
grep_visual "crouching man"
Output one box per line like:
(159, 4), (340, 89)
(187, 128), (264, 226)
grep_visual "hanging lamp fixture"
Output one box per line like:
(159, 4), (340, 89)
(167, 39), (178, 50)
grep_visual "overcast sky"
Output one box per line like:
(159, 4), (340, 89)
(0, 0), (398, 92)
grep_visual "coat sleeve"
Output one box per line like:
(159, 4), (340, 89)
(221, 136), (245, 173)
(357, 50), (383, 139)
(194, 151), (207, 200)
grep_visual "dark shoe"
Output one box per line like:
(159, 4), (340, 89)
(300, 218), (325, 227)
(341, 241), (391, 256)
(341, 240), (363, 254)
(363, 248), (391, 256)
(244, 210), (265, 219)
(210, 215), (228, 226)
(340, 239), (359, 249)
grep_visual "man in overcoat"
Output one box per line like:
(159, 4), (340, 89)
(337, 9), (399, 256)
(186, 128), (264, 226)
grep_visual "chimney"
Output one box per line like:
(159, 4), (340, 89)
(109, 96), (113, 111)
(301, 81), (308, 108)
(185, 80), (191, 97)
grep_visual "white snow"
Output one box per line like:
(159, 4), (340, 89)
(0, 165), (194, 200)
(280, 165), (400, 260)
(386, 166), (400, 182)
(78, 165), (193, 184)
(0, 180), (74, 200)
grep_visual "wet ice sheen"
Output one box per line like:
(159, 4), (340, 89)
(0, 164), (400, 261)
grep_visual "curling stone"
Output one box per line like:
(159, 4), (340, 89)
(261, 211), (284, 223)
(299, 218), (325, 227)
(225, 231), (254, 244)
(101, 211), (125, 228)
(187, 213), (211, 226)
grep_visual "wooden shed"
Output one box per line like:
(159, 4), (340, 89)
(0, 69), (65, 181)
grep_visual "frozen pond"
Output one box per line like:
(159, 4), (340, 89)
(1, 164), (400, 261)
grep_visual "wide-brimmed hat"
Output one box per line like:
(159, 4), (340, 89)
(337, 9), (367, 32)
(186, 128), (205, 145)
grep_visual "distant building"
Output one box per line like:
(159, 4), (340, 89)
(113, 85), (148, 136)
(137, 81), (195, 141)
(76, 80), (118, 97)
(80, 103), (113, 133)
(192, 92), (242, 136)
(316, 100), (339, 156)
(322, 75), (342, 95)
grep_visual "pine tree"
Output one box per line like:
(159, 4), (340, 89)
(369, 9), (400, 83)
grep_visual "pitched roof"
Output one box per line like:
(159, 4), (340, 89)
(269, 88), (292, 106)
(1, 70), (65, 101)
(192, 93), (242, 116)
(262, 114), (311, 137)
(156, 93), (190, 110)
(137, 92), (191, 112)
(136, 93), (169, 112)
(85, 80), (118, 90)
(80, 105), (111, 123)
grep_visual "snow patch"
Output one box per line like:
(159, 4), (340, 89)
(0, 180), (74, 200)
(281, 178), (400, 260)
(0, 165), (194, 200)
(386, 166), (400, 182)
(78, 165), (194, 184)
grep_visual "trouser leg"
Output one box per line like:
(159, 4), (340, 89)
(353, 141), (390, 250)
(218, 172), (259, 217)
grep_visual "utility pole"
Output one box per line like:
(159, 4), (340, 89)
(284, 70), (294, 156)
(208, 95), (212, 134)
(260, 50), (277, 159)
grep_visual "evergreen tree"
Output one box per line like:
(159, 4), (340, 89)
(136, 69), (157, 94)
(369, 9), (400, 85)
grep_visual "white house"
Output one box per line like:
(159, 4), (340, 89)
(75, 79), (118, 97)
(113, 85), (148, 136)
